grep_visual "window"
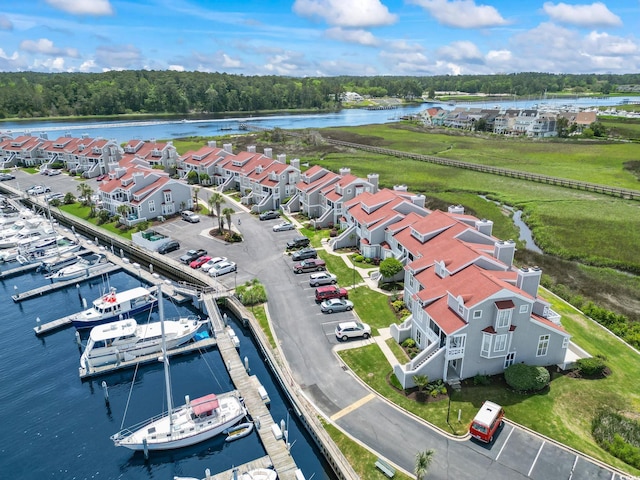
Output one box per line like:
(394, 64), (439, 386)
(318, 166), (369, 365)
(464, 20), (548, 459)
(537, 334), (550, 357)
(473, 310), (482, 319)
(416, 330), (422, 347)
(562, 337), (569, 348)
(163, 191), (172, 203)
(481, 333), (491, 357)
(148, 200), (155, 213)
(504, 352), (516, 368)
(494, 334), (507, 352)
(496, 308), (512, 328)
(519, 304), (529, 314)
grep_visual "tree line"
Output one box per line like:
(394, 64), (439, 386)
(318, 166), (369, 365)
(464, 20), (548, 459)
(0, 71), (638, 119)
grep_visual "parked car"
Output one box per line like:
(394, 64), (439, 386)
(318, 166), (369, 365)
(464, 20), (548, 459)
(209, 260), (237, 277)
(181, 210), (200, 223)
(190, 255), (211, 269)
(157, 240), (180, 254)
(0, 173), (15, 181)
(179, 248), (207, 264)
(315, 285), (349, 302)
(293, 258), (326, 274)
(95, 174), (108, 181)
(47, 169), (62, 176)
(200, 256), (227, 273)
(321, 298), (354, 314)
(259, 210), (280, 221)
(334, 321), (371, 340)
(44, 192), (65, 203)
(469, 401), (504, 443)
(286, 236), (310, 249)
(291, 247), (317, 261)
(27, 185), (51, 195)
(309, 272), (337, 287)
(272, 221), (295, 232)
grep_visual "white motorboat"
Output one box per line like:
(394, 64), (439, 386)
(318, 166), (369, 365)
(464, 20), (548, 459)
(70, 286), (158, 330)
(111, 285), (246, 451)
(46, 253), (108, 282)
(79, 316), (203, 369)
(39, 248), (87, 272)
(17, 237), (80, 265)
(0, 218), (54, 249)
(238, 469), (277, 480)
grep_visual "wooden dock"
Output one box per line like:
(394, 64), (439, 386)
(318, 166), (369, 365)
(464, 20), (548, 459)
(182, 455), (274, 480)
(33, 311), (79, 336)
(0, 262), (41, 278)
(78, 336), (217, 378)
(12, 263), (121, 302)
(202, 294), (299, 480)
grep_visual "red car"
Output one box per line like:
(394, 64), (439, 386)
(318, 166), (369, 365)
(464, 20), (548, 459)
(189, 255), (211, 269)
(96, 174), (108, 181)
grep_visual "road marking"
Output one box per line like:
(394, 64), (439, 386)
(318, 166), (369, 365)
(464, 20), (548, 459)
(527, 440), (545, 477)
(495, 425), (514, 461)
(330, 393), (376, 421)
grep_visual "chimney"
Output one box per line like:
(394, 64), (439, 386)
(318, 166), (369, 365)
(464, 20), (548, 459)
(207, 140), (217, 148)
(290, 158), (300, 170)
(516, 266), (542, 298)
(475, 218), (493, 236)
(367, 173), (379, 192)
(223, 143), (233, 154)
(448, 204), (465, 215)
(247, 145), (256, 153)
(277, 153), (286, 164)
(494, 239), (516, 267)
(339, 167), (351, 176)
(411, 194), (426, 208)
(264, 147), (272, 158)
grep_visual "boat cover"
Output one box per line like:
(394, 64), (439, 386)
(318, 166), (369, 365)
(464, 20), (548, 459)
(191, 394), (219, 416)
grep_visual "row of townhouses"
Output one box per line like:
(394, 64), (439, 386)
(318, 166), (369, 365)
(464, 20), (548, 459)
(0, 134), (586, 385)
(420, 107), (597, 138)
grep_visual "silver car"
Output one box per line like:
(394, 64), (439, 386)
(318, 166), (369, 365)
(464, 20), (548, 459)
(309, 272), (337, 287)
(320, 298), (354, 314)
(209, 260), (237, 277)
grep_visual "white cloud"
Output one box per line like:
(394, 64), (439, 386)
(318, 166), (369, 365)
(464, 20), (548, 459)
(326, 27), (380, 46)
(437, 40), (484, 63)
(542, 2), (622, 27)
(19, 38), (79, 58)
(584, 31), (638, 55)
(386, 40), (424, 52)
(317, 59), (378, 76)
(32, 56), (67, 71)
(45, 0), (113, 16)
(293, 0), (397, 28)
(221, 54), (242, 69)
(379, 50), (432, 74)
(95, 45), (142, 69)
(0, 48), (19, 61)
(263, 51), (310, 75)
(79, 59), (97, 72)
(409, 0), (508, 28)
(486, 49), (512, 64)
(168, 64), (185, 72)
(0, 14), (13, 30)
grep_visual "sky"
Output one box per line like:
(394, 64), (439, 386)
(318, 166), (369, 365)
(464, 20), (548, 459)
(0, 0), (639, 76)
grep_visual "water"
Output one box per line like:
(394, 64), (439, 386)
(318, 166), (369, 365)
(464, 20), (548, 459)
(0, 265), (335, 479)
(1, 95), (635, 144)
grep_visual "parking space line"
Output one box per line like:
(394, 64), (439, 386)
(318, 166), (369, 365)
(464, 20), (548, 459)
(330, 393), (376, 421)
(568, 455), (578, 480)
(527, 440), (545, 477)
(495, 425), (514, 461)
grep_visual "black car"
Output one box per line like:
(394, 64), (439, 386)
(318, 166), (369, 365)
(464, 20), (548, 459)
(259, 210), (280, 221)
(291, 247), (318, 261)
(179, 248), (207, 264)
(158, 240), (180, 254)
(286, 236), (310, 249)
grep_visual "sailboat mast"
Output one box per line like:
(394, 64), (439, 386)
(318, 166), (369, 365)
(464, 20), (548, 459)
(157, 284), (173, 425)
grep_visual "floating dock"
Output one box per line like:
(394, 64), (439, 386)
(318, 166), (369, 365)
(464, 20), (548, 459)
(0, 262), (42, 278)
(12, 263), (121, 302)
(182, 456), (274, 480)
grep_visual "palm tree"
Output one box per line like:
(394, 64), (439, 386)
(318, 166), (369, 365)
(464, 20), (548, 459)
(76, 182), (93, 206)
(193, 186), (200, 211)
(415, 449), (435, 480)
(208, 192), (225, 234)
(116, 204), (130, 224)
(222, 207), (234, 232)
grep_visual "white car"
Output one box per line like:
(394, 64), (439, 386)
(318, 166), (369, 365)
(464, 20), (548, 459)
(200, 256), (227, 273)
(27, 185), (51, 195)
(208, 260), (237, 277)
(273, 221), (295, 232)
(335, 321), (371, 341)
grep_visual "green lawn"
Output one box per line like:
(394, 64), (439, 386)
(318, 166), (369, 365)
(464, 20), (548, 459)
(316, 250), (363, 287)
(58, 203), (134, 240)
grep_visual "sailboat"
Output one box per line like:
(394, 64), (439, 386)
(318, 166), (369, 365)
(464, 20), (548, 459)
(111, 284), (246, 451)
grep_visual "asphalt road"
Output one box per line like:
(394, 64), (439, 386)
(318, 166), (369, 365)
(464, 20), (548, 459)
(2, 172), (631, 480)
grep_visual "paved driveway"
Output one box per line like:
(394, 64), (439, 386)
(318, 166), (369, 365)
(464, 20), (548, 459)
(2, 172), (630, 479)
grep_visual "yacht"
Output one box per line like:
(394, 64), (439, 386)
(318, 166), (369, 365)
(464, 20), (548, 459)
(46, 253), (108, 282)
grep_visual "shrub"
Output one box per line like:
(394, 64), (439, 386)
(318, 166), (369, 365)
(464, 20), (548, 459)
(473, 374), (491, 386)
(576, 357), (607, 377)
(401, 338), (416, 348)
(224, 231), (243, 243)
(592, 409), (640, 470)
(353, 254), (364, 263)
(392, 300), (405, 312)
(504, 363), (550, 392)
(329, 229), (338, 237)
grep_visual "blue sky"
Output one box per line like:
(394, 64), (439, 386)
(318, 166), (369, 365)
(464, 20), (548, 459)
(1, 0), (638, 75)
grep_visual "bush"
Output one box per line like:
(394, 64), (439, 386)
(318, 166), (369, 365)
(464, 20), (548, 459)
(504, 364), (550, 392)
(224, 231), (243, 243)
(592, 409), (640, 469)
(329, 229), (338, 237)
(401, 338), (416, 348)
(353, 254), (364, 263)
(576, 357), (607, 377)
(473, 374), (491, 386)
